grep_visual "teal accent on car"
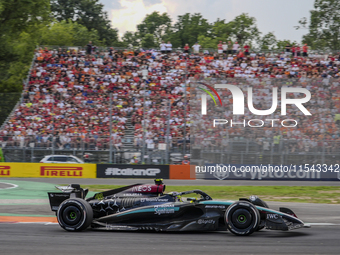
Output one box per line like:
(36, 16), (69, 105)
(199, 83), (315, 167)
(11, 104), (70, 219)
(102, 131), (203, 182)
(115, 206), (180, 217)
(255, 206), (286, 216)
(199, 201), (234, 206)
(200, 201), (287, 216)
(116, 208), (155, 216)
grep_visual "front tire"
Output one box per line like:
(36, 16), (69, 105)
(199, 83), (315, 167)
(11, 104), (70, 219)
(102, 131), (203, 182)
(249, 196), (268, 231)
(225, 201), (260, 236)
(57, 198), (93, 231)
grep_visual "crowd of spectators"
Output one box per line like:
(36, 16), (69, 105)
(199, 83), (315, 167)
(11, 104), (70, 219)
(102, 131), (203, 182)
(188, 41), (340, 153)
(192, 75), (340, 154)
(0, 41), (339, 156)
(0, 44), (189, 150)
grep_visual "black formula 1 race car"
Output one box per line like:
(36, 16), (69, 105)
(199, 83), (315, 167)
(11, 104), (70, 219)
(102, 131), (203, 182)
(48, 179), (309, 236)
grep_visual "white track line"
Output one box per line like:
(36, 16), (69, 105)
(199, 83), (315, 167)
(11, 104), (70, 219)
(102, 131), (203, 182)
(0, 222), (58, 225)
(0, 182), (18, 190)
(305, 223), (340, 226)
(17, 222), (58, 225)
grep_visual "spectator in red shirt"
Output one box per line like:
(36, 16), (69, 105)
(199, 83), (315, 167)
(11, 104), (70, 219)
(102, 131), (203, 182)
(184, 44), (189, 53)
(291, 45), (296, 57)
(243, 44), (250, 56)
(303, 44), (308, 57)
(237, 50), (244, 60)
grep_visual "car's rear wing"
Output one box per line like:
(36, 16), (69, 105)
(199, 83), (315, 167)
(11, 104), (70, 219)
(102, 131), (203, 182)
(48, 184), (89, 212)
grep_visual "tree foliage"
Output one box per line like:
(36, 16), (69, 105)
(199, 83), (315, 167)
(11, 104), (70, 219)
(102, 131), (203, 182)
(171, 13), (211, 47)
(40, 20), (101, 46)
(0, 0), (50, 93)
(50, 0), (119, 45)
(0, 0), (50, 36)
(137, 11), (171, 44)
(141, 34), (157, 49)
(0, 93), (21, 127)
(197, 35), (217, 49)
(181, 14), (260, 49)
(260, 32), (277, 50)
(122, 31), (140, 48)
(298, 0), (340, 50)
(276, 39), (297, 50)
(228, 13), (260, 45)
(197, 19), (232, 48)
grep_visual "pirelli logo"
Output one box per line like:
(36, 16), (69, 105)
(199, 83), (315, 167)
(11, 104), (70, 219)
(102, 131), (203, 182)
(0, 166), (10, 176)
(40, 166), (83, 177)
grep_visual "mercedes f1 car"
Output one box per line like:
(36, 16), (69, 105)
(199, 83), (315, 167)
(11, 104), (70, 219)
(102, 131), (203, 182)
(48, 179), (309, 236)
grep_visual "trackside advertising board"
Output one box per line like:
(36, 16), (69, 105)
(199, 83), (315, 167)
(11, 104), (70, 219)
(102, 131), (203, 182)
(169, 165), (196, 179)
(97, 164), (170, 179)
(0, 163), (96, 178)
(201, 164), (340, 181)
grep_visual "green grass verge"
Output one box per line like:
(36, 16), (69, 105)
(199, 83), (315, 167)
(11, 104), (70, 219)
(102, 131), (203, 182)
(79, 185), (340, 204)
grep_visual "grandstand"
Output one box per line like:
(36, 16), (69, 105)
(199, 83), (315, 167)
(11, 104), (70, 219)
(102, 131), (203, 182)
(0, 46), (339, 164)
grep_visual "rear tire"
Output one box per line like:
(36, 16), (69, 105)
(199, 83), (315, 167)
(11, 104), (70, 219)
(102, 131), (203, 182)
(225, 201), (260, 236)
(57, 198), (93, 231)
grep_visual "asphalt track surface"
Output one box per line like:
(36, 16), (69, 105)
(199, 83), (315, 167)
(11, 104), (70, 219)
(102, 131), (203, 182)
(1, 179), (340, 254)
(1, 224), (340, 255)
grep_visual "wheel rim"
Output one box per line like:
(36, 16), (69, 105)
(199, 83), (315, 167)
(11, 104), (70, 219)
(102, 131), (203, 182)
(231, 208), (252, 229)
(62, 206), (82, 225)
(69, 212), (77, 220)
(238, 214), (246, 223)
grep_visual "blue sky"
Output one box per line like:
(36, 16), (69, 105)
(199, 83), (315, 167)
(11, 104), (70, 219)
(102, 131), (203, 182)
(100, 0), (315, 42)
